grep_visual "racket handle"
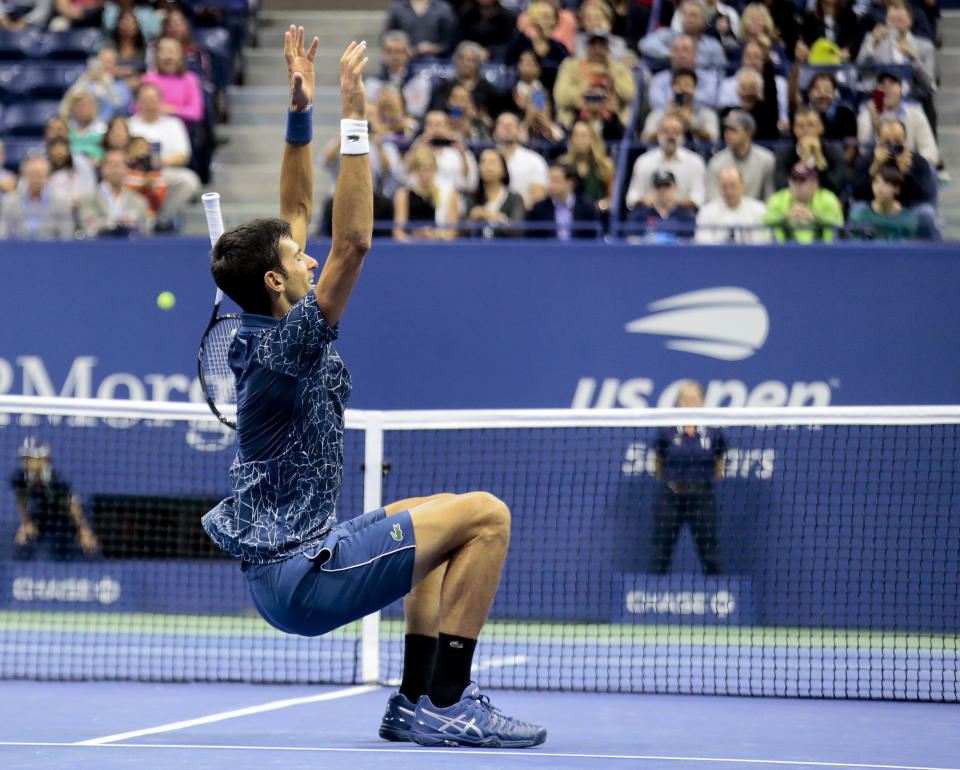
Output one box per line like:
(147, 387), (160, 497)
(201, 192), (225, 248)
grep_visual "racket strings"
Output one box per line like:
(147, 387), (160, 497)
(200, 317), (241, 410)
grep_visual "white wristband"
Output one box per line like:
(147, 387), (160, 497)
(341, 119), (370, 155)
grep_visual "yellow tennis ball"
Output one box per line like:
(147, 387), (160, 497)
(157, 291), (176, 310)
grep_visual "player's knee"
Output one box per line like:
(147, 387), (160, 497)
(465, 491), (511, 540)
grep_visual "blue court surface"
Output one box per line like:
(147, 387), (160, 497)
(1, 681), (958, 769)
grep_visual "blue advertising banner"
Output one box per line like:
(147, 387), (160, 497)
(0, 239), (957, 409)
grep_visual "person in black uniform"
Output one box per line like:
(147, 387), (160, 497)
(11, 437), (99, 560)
(649, 381), (726, 575)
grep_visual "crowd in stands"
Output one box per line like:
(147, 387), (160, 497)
(0, 0), (246, 237)
(320, 0), (945, 243)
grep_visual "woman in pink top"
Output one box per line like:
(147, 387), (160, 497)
(141, 37), (205, 124)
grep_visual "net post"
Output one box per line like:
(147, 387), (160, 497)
(360, 411), (384, 684)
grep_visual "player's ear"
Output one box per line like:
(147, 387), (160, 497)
(264, 269), (284, 296)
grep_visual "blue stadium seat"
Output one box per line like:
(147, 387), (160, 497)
(0, 28), (39, 60)
(193, 26), (235, 91)
(1, 135), (45, 171)
(0, 100), (61, 136)
(37, 29), (103, 61)
(0, 63), (86, 103)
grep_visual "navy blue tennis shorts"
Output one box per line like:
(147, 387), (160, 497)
(242, 508), (416, 637)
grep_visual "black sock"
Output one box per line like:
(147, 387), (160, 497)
(428, 633), (477, 707)
(399, 634), (437, 703)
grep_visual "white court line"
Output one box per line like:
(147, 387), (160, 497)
(0, 743), (957, 769)
(73, 684), (379, 745)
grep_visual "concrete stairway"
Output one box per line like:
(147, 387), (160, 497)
(182, 9), (384, 235)
(935, 10), (960, 240)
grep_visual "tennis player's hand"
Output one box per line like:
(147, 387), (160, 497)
(77, 526), (100, 558)
(340, 40), (369, 121)
(285, 25), (319, 112)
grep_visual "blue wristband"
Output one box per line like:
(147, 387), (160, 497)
(285, 108), (313, 145)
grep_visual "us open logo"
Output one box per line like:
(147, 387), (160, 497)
(625, 287), (769, 361)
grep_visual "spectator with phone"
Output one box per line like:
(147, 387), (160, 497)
(856, 69), (938, 166)
(553, 28), (635, 128)
(511, 50), (549, 115)
(640, 68), (719, 144)
(646, 35), (720, 112)
(850, 118), (937, 237)
(577, 83), (625, 142)
(429, 41), (505, 125)
(848, 165), (920, 240)
(406, 111), (479, 196)
(803, 73), (857, 161)
(520, 84), (567, 144)
(446, 85), (492, 141)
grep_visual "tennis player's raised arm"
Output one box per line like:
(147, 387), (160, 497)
(313, 41), (373, 326)
(280, 25), (318, 250)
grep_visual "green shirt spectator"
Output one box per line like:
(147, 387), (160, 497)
(848, 166), (921, 241)
(762, 164), (844, 243)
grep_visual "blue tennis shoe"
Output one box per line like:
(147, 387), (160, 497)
(409, 682), (546, 748)
(378, 691), (417, 742)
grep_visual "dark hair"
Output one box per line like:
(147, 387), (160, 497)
(101, 115), (131, 153)
(474, 148), (510, 204)
(549, 161), (579, 185)
(671, 67), (698, 85)
(46, 137), (73, 171)
(211, 218), (292, 315)
(113, 10), (146, 53)
(875, 165), (904, 190)
(808, 72), (837, 92)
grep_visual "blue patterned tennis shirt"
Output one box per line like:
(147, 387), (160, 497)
(202, 291), (352, 564)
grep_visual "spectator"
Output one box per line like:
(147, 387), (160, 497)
(641, 67), (719, 144)
(850, 118), (936, 236)
(799, 0), (863, 61)
(721, 59), (780, 141)
(762, 163), (844, 243)
(626, 169), (697, 241)
(77, 147), (150, 235)
(376, 85), (419, 143)
(519, 82), (566, 144)
(493, 111), (548, 208)
(63, 90), (107, 164)
(11, 438), (99, 561)
(648, 381), (726, 576)
(863, 0), (935, 42)
(857, 1), (937, 132)
(446, 84), (493, 140)
(639, 0), (727, 70)
(407, 110), (479, 195)
(736, 3), (787, 66)
(466, 148), (526, 237)
(856, 69), (937, 166)
(696, 166), (769, 243)
(577, 81), (625, 142)
(50, 0), (104, 29)
(101, 0), (160, 39)
(101, 113), (131, 153)
(459, 0), (517, 60)
(506, 2), (570, 93)
(141, 37), (205, 125)
(384, 0), (459, 58)
(365, 30), (432, 120)
(47, 136), (95, 206)
(526, 162), (599, 239)
(147, 6), (213, 88)
(393, 147), (459, 241)
(774, 105), (847, 196)
(706, 109), (775, 202)
(112, 9), (147, 82)
(0, 0), (53, 29)
(626, 114), (706, 210)
(647, 35), (720, 111)
(554, 29), (635, 128)
(717, 39), (788, 132)
(510, 49), (549, 115)
(429, 41), (505, 123)
(0, 156), (74, 239)
(127, 82), (201, 229)
(672, 0), (741, 48)
(0, 138), (16, 194)
(64, 47), (132, 122)
(44, 115), (98, 192)
(573, 0), (630, 62)
(805, 72), (857, 153)
(516, 0), (578, 56)
(123, 134), (167, 217)
(607, 0), (653, 51)
(558, 119), (615, 210)
(758, 0), (800, 55)
(848, 165), (919, 240)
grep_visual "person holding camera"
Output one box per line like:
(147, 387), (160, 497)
(850, 118), (937, 238)
(406, 110), (479, 196)
(640, 68), (719, 144)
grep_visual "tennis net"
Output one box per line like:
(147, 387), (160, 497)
(0, 396), (957, 701)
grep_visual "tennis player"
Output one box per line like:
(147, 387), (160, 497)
(202, 28), (545, 749)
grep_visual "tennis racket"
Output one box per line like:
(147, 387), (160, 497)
(198, 192), (240, 430)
